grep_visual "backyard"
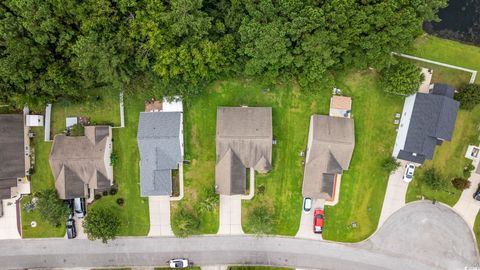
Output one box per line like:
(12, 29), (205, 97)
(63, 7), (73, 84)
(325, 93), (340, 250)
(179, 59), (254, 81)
(475, 211), (480, 250)
(21, 88), (150, 238)
(405, 35), (480, 206)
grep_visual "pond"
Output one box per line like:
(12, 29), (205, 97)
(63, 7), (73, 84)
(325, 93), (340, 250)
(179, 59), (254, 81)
(424, 0), (480, 45)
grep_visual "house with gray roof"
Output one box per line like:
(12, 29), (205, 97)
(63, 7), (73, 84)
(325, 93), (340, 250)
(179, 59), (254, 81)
(215, 107), (273, 195)
(49, 126), (113, 200)
(0, 114), (25, 201)
(393, 84), (459, 164)
(302, 115), (355, 200)
(137, 110), (183, 197)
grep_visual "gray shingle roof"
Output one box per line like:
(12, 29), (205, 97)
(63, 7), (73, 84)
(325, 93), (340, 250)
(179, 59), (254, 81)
(302, 115), (355, 200)
(137, 112), (182, 196)
(0, 114), (24, 200)
(215, 107), (272, 195)
(401, 90), (459, 164)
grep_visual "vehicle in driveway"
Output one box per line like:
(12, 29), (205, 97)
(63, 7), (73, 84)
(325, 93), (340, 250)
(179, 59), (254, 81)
(73, 198), (86, 218)
(168, 258), (190, 268)
(402, 163), (416, 183)
(66, 218), (76, 239)
(474, 185), (480, 201)
(303, 197), (312, 214)
(313, 208), (324, 234)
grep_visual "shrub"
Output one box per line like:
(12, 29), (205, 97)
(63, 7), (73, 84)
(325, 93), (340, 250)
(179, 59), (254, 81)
(36, 189), (71, 227)
(109, 188), (118, 196)
(257, 184), (266, 195)
(83, 207), (120, 243)
(110, 152), (119, 166)
(69, 124), (84, 136)
(116, 198), (125, 206)
(451, 177), (471, 190)
(198, 189), (219, 213)
(94, 194), (102, 200)
(380, 61), (424, 96)
(422, 168), (446, 190)
(455, 84), (480, 110)
(102, 190), (109, 196)
(464, 163), (475, 179)
(381, 157), (400, 174)
(172, 207), (200, 237)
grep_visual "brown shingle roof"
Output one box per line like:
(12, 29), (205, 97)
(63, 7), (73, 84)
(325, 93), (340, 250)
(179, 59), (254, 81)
(49, 126), (112, 199)
(302, 115), (355, 200)
(215, 107), (272, 195)
(330, 96), (352, 110)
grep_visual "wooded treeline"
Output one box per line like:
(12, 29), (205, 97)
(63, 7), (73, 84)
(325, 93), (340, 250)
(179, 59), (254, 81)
(0, 0), (446, 106)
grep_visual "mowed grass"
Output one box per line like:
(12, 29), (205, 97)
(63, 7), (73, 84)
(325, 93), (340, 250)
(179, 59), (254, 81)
(21, 89), (149, 237)
(409, 60), (471, 89)
(21, 127), (65, 238)
(322, 71), (403, 242)
(405, 35), (480, 206)
(474, 210), (480, 251)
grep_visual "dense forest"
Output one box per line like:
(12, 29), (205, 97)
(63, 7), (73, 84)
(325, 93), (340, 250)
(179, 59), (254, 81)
(0, 0), (446, 107)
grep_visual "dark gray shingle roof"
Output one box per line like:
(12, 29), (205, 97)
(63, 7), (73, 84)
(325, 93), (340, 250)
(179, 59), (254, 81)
(137, 112), (182, 196)
(0, 114), (24, 199)
(401, 91), (459, 164)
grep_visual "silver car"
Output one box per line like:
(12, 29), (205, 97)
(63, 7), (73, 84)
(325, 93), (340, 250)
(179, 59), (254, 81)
(168, 258), (190, 268)
(403, 163), (416, 183)
(303, 197), (312, 214)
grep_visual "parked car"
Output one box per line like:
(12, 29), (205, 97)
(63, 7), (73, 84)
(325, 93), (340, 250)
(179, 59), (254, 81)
(313, 208), (325, 234)
(473, 185), (480, 201)
(402, 163), (416, 183)
(73, 198), (86, 218)
(168, 258), (190, 268)
(66, 218), (76, 239)
(303, 197), (312, 214)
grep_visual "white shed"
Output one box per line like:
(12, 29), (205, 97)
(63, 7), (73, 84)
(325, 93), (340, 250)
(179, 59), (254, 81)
(26, 115), (44, 127)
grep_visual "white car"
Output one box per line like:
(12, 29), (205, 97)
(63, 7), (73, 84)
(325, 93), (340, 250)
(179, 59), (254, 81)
(403, 163), (416, 183)
(303, 197), (312, 214)
(168, 258), (190, 268)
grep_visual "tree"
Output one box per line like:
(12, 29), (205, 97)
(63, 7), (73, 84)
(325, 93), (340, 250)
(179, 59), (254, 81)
(382, 157), (401, 175)
(380, 61), (424, 95)
(455, 84), (480, 110)
(83, 207), (121, 243)
(451, 177), (471, 191)
(36, 189), (71, 227)
(422, 168), (446, 191)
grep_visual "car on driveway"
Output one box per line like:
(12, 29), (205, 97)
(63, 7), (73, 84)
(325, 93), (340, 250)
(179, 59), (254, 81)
(402, 163), (416, 183)
(168, 258), (190, 268)
(474, 185), (480, 201)
(73, 198), (86, 218)
(313, 208), (324, 234)
(66, 218), (76, 239)
(303, 197), (312, 214)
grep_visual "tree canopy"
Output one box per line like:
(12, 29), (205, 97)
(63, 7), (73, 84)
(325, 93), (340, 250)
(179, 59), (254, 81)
(36, 189), (71, 227)
(380, 61), (424, 96)
(0, 0), (447, 106)
(455, 84), (480, 110)
(83, 207), (121, 243)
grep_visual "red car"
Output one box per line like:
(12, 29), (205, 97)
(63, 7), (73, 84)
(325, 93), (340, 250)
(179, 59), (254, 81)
(313, 208), (324, 234)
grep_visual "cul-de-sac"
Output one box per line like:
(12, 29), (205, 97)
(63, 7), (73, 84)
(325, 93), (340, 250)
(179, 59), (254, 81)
(1, 1), (480, 270)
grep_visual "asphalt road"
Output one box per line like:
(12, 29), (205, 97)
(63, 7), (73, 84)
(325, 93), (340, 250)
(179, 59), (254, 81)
(0, 201), (478, 270)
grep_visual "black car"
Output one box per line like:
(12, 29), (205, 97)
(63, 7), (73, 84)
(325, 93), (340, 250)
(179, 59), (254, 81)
(66, 218), (77, 239)
(474, 188), (480, 201)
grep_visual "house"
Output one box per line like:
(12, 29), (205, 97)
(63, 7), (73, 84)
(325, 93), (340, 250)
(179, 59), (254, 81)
(49, 126), (113, 200)
(329, 96), (352, 118)
(302, 115), (355, 201)
(0, 114), (25, 201)
(215, 107), (272, 195)
(393, 84), (459, 164)
(137, 98), (183, 197)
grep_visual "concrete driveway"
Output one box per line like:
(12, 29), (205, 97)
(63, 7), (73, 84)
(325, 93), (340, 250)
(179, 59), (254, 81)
(148, 196), (173, 236)
(218, 195), (243, 235)
(378, 160), (409, 226)
(295, 199), (324, 240)
(454, 160), (480, 228)
(0, 201), (477, 270)
(0, 199), (21, 239)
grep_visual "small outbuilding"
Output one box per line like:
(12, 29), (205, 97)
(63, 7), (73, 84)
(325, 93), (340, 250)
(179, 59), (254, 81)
(26, 115), (44, 127)
(329, 96), (352, 118)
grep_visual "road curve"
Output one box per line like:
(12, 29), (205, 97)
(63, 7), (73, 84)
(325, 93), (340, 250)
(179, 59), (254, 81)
(0, 201), (477, 270)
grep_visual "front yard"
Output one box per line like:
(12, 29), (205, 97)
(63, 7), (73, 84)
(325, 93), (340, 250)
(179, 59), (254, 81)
(405, 35), (480, 206)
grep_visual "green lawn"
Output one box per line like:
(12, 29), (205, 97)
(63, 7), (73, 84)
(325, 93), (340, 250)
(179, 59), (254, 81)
(322, 71), (404, 242)
(405, 35), (480, 206)
(408, 60), (471, 89)
(21, 89), (150, 237)
(229, 267), (292, 270)
(21, 127), (65, 238)
(474, 210), (480, 251)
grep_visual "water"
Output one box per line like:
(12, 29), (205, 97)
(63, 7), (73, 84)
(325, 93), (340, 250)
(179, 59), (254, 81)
(424, 0), (480, 45)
